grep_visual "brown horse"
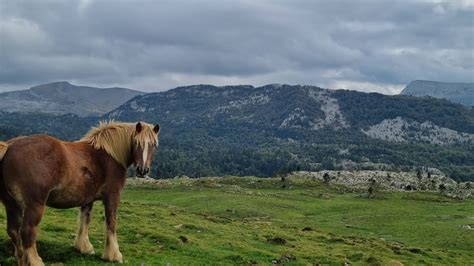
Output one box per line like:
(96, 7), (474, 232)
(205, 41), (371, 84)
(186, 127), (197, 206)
(0, 121), (160, 265)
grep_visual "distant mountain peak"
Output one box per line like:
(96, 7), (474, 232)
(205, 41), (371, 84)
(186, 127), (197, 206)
(0, 81), (145, 116)
(30, 81), (73, 93)
(400, 80), (474, 106)
(32, 81), (71, 87)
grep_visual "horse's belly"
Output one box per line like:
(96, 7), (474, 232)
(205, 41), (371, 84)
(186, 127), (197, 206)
(46, 186), (98, 209)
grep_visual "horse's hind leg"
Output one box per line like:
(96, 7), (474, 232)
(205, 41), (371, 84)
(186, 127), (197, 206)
(74, 203), (95, 254)
(19, 204), (45, 266)
(4, 199), (23, 261)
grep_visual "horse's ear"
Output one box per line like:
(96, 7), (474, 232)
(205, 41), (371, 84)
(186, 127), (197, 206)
(136, 122), (142, 133)
(153, 124), (160, 133)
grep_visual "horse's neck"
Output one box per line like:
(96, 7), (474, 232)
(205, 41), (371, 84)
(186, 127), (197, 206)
(76, 140), (132, 169)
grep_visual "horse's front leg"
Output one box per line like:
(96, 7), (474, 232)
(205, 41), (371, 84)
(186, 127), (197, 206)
(74, 203), (95, 254)
(101, 193), (123, 263)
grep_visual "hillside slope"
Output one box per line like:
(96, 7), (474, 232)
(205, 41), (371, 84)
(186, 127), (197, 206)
(400, 80), (474, 106)
(110, 84), (474, 135)
(0, 81), (145, 116)
(106, 84), (474, 181)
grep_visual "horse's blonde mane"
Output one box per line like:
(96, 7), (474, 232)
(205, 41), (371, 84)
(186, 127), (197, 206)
(80, 121), (158, 167)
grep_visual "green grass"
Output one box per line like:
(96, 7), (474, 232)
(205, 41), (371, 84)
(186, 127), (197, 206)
(0, 176), (473, 265)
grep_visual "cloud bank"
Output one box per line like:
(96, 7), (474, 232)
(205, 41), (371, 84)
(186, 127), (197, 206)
(1, 0), (472, 93)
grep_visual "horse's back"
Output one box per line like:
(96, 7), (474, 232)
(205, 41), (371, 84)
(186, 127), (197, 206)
(5, 134), (67, 170)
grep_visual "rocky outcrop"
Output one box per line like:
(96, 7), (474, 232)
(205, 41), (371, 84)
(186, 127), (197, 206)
(292, 170), (473, 198)
(362, 117), (474, 145)
(307, 89), (349, 130)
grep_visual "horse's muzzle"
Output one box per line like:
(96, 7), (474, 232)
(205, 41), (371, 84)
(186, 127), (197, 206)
(136, 166), (150, 177)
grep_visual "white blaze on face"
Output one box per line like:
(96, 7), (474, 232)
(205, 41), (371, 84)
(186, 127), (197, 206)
(142, 141), (149, 165)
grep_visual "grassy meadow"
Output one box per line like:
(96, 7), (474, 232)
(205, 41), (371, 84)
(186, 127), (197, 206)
(0, 176), (473, 265)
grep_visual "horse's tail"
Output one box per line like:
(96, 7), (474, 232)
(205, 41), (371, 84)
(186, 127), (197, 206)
(0, 141), (7, 162)
(0, 142), (7, 201)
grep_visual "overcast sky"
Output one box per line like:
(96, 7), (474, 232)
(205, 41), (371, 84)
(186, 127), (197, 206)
(1, 0), (472, 93)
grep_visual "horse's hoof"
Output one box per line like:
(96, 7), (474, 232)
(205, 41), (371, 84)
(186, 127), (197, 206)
(80, 247), (95, 255)
(74, 239), (95, 254)
(22, 248), (45, 266)
(102, 251), (123, 263)
(22, 256), (45, 266)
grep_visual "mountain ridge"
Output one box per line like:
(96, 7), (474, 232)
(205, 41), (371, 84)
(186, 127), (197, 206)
(400, 80), (474, 106)
(109, 83), (474, 135)
(0, 81), (145, 116)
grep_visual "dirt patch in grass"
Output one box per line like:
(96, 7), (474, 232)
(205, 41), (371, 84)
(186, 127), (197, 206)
(266, 236), (287, 245)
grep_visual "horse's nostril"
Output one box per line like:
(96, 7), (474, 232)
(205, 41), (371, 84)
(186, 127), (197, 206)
(144, 167), (150, 174)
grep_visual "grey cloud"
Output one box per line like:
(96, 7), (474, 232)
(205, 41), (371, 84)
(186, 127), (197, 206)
(0, 0), (472, 93)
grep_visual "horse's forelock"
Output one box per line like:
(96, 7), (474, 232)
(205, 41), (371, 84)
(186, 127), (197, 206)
(133, 124), (158, 148)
